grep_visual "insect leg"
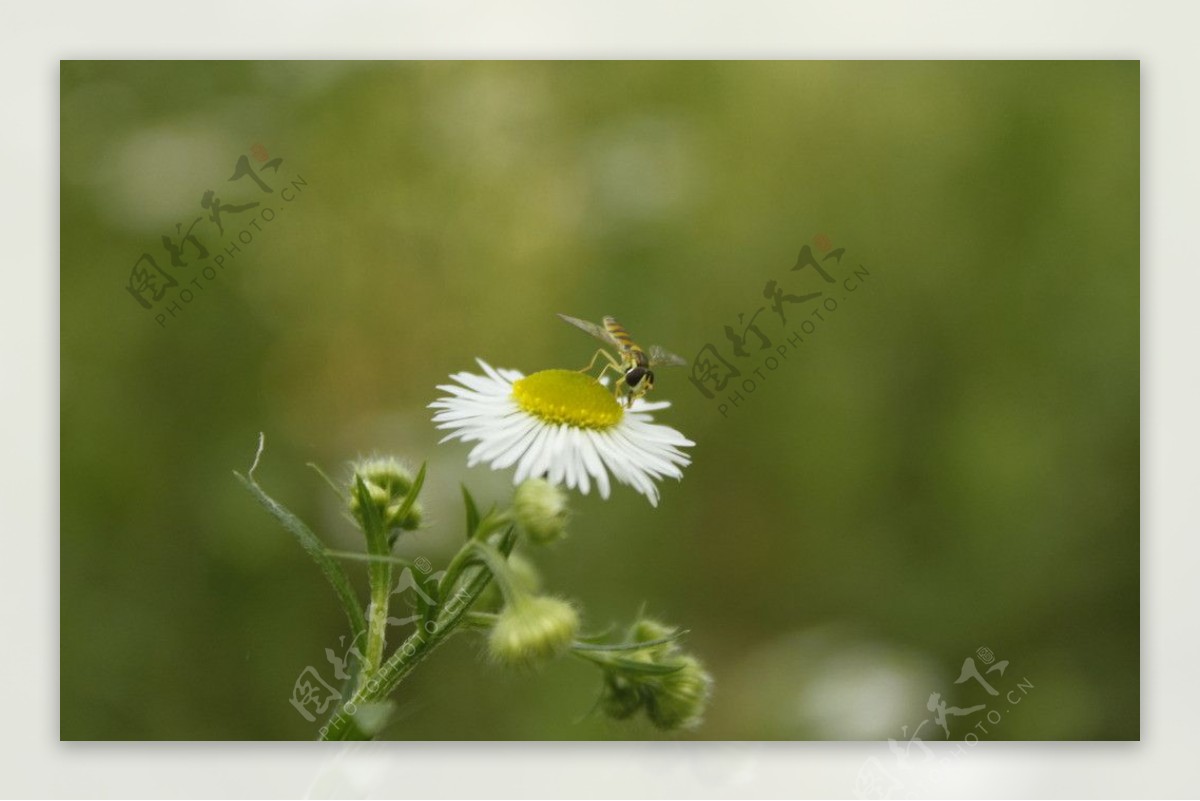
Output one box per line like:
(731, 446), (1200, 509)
(578, 348), (623, 379)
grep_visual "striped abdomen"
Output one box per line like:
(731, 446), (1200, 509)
(603, 316), (648, 366)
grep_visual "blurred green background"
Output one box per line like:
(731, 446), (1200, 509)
(60, 61), (1139, 740)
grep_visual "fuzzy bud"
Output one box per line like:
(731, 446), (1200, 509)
(631, 618), (680, 655)
(595, 618), (713, 731)
(487, 595), (579, 668)
(644, 655), (713, 731)
(513, 478), (568, 545)
(349, 456), (422, 534)
(599, 673), (644, 721)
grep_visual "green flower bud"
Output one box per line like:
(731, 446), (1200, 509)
(487, 595), (579, 668)
(599, 673), (646, 721)
(632, 618), (675, 642)
(644, 655), (713, 731)
(631, 618), (681, 658)
(349, 456), (422, 534)
(513, 478), (568, 545)
(592, 618), (712, 732)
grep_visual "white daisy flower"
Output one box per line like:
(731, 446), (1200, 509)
(429, 359), (694, 507)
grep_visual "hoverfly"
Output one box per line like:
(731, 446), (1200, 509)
(557, 313), (688, 407)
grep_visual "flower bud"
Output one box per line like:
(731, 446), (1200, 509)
(593, 618), (712, 731)
(349, 457), (422, 534)
(644, 655), (713, 731)
(487, 595), (579, 668)
(599, 673), (645, 721)
(631, 618), (681, 658)
(513, 478), (568, 545)
(632, 618), (675, 642)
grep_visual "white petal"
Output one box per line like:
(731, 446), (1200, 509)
(429, 361), (693, 506)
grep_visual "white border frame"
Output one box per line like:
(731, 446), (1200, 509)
(7, 1), (1195, 796)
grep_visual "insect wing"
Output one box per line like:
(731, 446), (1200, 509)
(648, 344), (688, 367)
(557, 313), (621, 348)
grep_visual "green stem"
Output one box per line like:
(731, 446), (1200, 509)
(436, 510), (512, 599)
(319, 543), (499, 741)
(362, 568), (391, 688)
(465, 541), (521, 604)
(353, 476), (392, 687)
(462, 611), (499, 628)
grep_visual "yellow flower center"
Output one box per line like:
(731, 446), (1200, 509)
(512, 369), (623, 430)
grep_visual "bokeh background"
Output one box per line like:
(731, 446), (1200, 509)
(60, 61), (1139, 740)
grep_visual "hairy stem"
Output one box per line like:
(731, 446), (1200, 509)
(352, 476), (393, 686)
(319, 552), (497, 741)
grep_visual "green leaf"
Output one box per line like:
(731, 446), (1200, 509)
(305, 462), (346, 501)
(571, 631), (688, 653)
(391, 461), (426, 533)
(324, 550), (419, 568)
(601, 656), (687, 676)
(235, 470), (365, 642)
(352, 475), (388, 557)
(461, 483), (480, 536)
(498, 524), (518, 557)
(571, 649), (687, 675)
(575, 623), (618, 643)
(414, 568), (440, 621)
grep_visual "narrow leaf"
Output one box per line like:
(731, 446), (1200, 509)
(601, 656), (687, 676)
(306, 462), (346, 501)
(324, 550), (420, 568)
(235, 471), (365, 641)
(570, 647), (687, 675)
(352, 475), (388, 557)
(574, 623), (618, 643)
(498, 524), (518, 557)
(461, 483), (480, 536)
(391, 462), (427, 529)
(571, 631), (688, 652)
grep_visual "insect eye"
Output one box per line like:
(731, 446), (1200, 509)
(625, 367), (647, 387)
